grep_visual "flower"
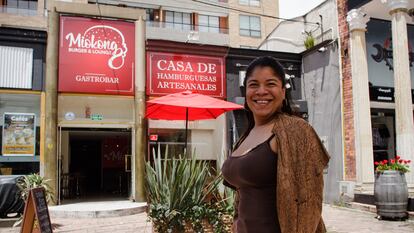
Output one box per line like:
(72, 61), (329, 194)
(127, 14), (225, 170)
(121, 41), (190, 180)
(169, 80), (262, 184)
(374, 155), (411, 173)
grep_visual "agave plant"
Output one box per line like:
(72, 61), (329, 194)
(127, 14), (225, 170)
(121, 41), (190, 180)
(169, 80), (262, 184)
(146, 146), (226, 232)
(13, 173), (55, 227)
(16, 173), (55, 204)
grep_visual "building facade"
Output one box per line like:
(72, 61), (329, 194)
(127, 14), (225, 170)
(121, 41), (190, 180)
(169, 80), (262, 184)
(338, 0), (414, 203)
(228, 0), (279, 48)
(0, 0), (47, 183)
(1, 0), (277, 205)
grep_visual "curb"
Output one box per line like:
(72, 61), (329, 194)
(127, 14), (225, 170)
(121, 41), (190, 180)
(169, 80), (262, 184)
(349, 202), (414, 220)
(49, 203), (147, 218)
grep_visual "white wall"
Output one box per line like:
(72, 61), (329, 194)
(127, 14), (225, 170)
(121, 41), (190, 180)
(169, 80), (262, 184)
(259, 0), (338, 53)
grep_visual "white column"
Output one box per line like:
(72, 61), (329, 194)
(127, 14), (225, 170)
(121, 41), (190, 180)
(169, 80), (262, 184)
(346, 9), (375, 190)
(383, 0), (414, 186)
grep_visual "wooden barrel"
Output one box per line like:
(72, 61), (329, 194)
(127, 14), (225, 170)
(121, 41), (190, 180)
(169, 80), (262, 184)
(374, 170), (408, 219)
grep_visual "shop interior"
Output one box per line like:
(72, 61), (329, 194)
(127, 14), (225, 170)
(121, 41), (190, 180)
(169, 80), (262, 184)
(148, 129), (187, 160)
(59, 128), (131, 202)
(371, 109), (395, 166)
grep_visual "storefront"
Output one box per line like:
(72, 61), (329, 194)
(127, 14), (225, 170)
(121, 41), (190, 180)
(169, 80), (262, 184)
(56, 16), (135, 201)
(0, 27), (46, 176)
(366, 18), (414, 165)
(146, 40), (228, 165)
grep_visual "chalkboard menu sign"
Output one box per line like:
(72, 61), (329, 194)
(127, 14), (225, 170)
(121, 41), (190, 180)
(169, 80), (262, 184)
(21, 187), (53, 233)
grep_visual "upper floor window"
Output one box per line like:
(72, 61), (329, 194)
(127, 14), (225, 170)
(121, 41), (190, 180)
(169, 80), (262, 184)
(165, 10), (191, 30)
(239, 15), (261, 37)
(146, 9), (153, 21)
(239, 0), (260, 7)
(198, 15), (219, 33)
(0, 0), (38, 16)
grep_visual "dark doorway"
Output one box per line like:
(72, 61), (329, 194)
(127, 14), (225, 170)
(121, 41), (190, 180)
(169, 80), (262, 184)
(371, 109), (396, 169)
(70, 140), (101, 196)
(64, 129), (132, 200)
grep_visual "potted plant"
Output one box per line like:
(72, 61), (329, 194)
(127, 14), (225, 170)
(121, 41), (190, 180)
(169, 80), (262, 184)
(303, 30), (315, 50)
(145, 147), (233, 232)
(374, 156), (411, 220)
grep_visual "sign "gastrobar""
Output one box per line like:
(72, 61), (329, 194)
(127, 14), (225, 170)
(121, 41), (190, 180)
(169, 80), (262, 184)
(58, 16), (135, 95)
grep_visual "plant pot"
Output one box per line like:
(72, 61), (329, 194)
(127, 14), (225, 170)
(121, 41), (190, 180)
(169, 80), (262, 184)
(374, 170), (408, 219)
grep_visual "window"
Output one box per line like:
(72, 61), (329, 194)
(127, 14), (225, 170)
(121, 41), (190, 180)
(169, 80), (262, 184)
(5, 0), (37, 9)
(146, 9), (153, 21)
(148, 129), (187, 160)
(165, 11), (191, 30)
(198, 15), (219, 33)
(0, 93), (41, 176)
(0, 46), (33, 89)
(239, 15), (261, 37)
(0, 0), (38, 16)
(239, 0), (260, 7)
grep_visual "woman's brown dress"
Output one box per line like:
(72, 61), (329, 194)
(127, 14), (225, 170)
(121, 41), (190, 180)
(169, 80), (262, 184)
(222, 135), (281, 233)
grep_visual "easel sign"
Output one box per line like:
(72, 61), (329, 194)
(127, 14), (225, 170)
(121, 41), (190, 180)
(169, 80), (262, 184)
(20, 187), (53, 233)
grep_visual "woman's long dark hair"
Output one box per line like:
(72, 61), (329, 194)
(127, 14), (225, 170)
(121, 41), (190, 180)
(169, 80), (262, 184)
(234, 56), (293, 150)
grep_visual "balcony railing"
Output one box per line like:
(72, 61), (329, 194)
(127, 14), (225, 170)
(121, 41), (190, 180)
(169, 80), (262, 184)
(0, 0), (38, 16)
(146, 21), (229, 34)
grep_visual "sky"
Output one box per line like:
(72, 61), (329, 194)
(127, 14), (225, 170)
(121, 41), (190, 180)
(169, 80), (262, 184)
(279, 0), (325, 19)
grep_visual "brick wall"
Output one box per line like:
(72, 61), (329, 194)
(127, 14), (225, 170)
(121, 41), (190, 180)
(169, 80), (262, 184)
(337, 0), (356, 181)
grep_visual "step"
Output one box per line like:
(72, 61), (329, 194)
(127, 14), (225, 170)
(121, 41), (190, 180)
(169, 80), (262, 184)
(48, 200), (147, 218)
(350, 202), (414, 220)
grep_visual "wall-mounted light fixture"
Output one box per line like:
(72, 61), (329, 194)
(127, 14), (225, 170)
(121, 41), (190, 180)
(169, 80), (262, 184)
(239, 70), (246, 87)
(285, 64), (298, 71)
(235, 63), (248, 67)
(186, 31), (199, 43)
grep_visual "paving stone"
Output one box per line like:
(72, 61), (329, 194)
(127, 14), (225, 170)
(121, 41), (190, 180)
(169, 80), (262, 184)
(323, 205), (414, 233)
(2, 204), (414, 232)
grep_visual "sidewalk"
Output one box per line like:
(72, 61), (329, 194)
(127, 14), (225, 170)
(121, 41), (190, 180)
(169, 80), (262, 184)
(1, 204), (414, 232)
(0, 212), (152, 233)
(323, 204), (414, 233)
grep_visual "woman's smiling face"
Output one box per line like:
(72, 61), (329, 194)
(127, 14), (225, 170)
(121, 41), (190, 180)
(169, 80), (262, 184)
(246, 66), (286, 125)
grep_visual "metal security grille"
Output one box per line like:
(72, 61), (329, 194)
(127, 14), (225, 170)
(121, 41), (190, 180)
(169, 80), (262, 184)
(0, 45), (33, 89)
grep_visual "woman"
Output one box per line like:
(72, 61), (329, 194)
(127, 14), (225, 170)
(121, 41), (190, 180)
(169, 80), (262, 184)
(222, 56), (330, 233)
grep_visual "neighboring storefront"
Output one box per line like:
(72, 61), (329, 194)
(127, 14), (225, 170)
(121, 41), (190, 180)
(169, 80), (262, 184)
(146, 40), (228, 164)
(0, 27), (46, 176)
(56, 16), (135, 200)
(366, 19), (414, 164)
(339, 0), (414, 203)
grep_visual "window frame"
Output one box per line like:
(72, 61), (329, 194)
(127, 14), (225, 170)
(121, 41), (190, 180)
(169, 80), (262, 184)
(4, 0), (38, 10)
(239, 0), (260, 7)
(165, 10), (192, 30)
(198, 14), (220, 33)
(239, 15), (261, 38)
